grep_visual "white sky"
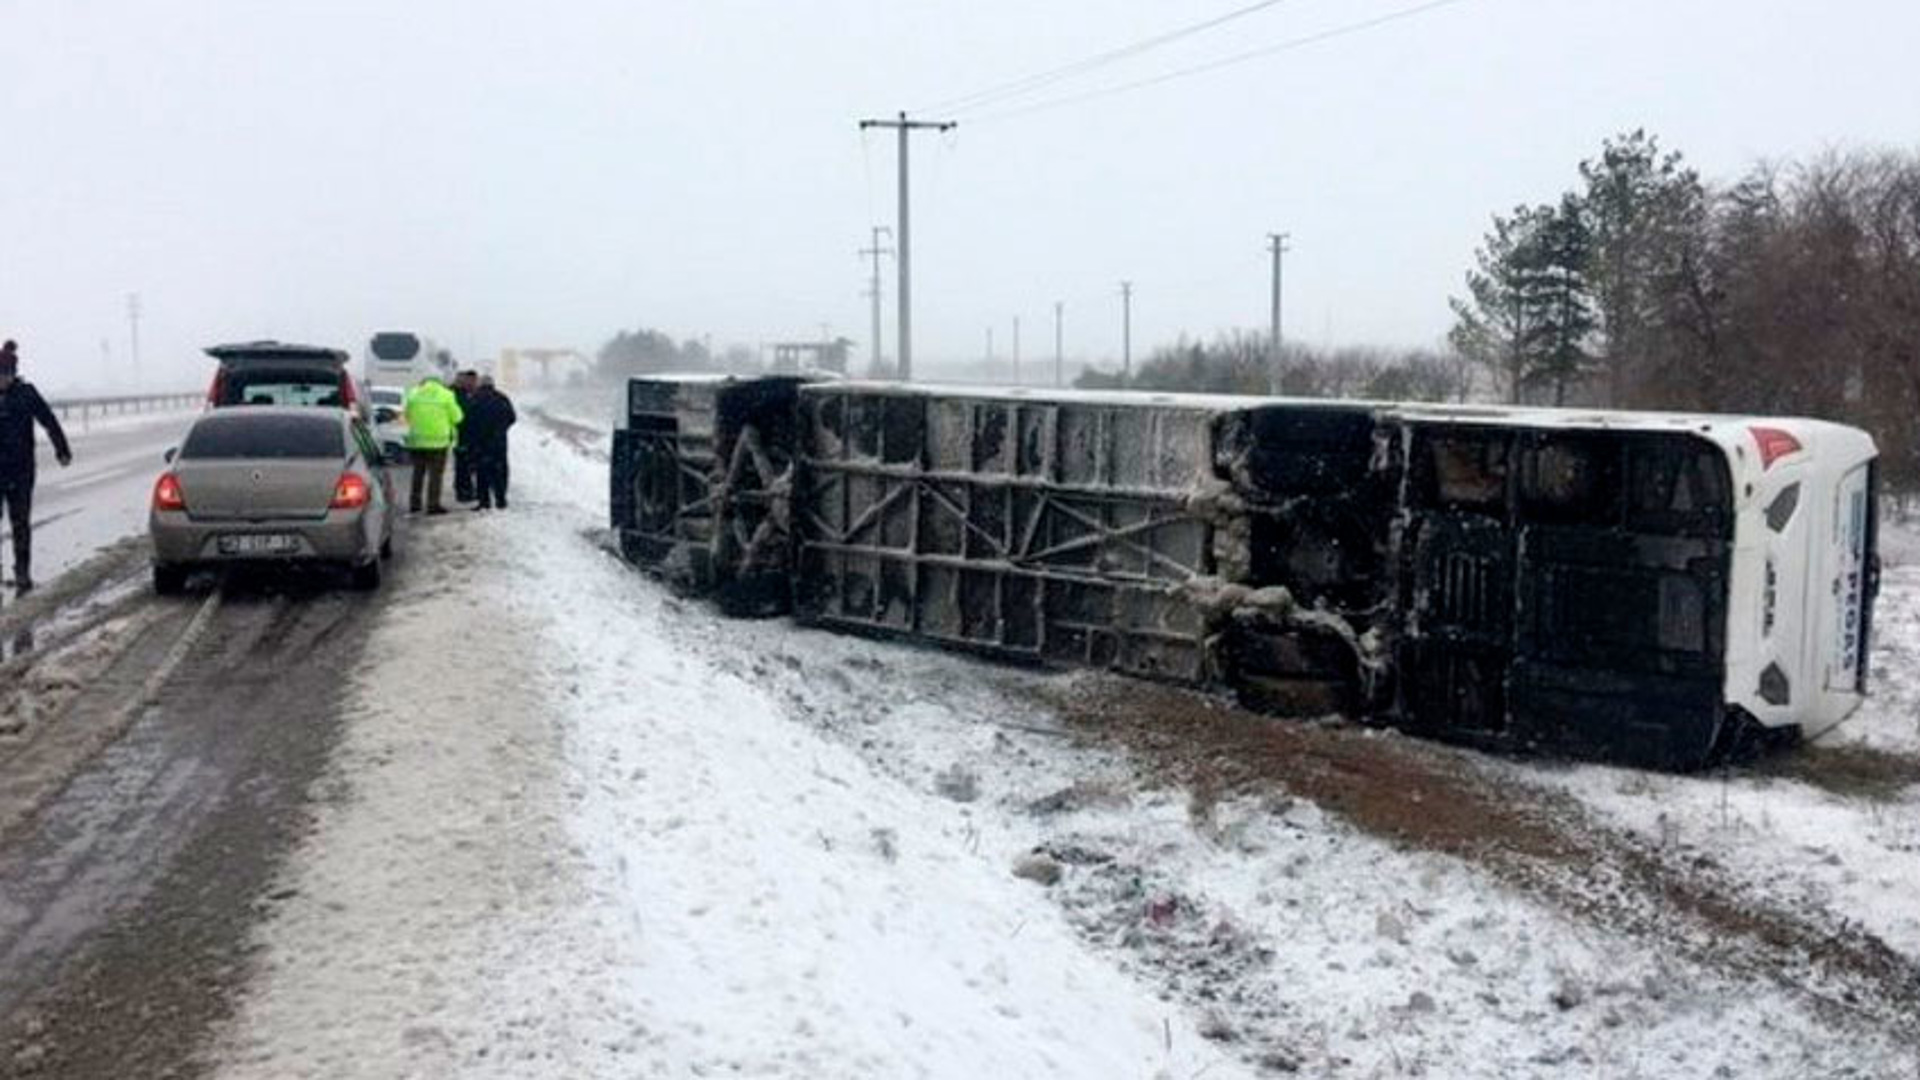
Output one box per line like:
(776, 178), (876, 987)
(2, 0), (1915, 394)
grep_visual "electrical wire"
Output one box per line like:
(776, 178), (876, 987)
(965, 0), (1473, 125)
(913, 0), (1300, 117)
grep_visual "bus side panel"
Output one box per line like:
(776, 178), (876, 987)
(1508, 435), (1735, 768)
(1511, 529), (1731, 767)
(1391, 426), (1737, 768)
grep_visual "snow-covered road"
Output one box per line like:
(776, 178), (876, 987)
(196, 410), (1920, 1079)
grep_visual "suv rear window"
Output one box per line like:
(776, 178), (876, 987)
(216, 367), (348, 407)
(182, 414), (345, 460)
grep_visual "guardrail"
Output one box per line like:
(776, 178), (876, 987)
(47, 391), (202, 426)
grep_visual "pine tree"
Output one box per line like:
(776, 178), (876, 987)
(1578, 130), (1706, 406)
(1450, 204), (1569, 403)
(1523, 195), (1597, 405)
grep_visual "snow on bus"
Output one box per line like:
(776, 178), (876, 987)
(607, 375), (1880, 771)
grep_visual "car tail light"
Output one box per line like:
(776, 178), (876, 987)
(207, 369), (227, 407)
(331, 473), (371, 509)
(153, 472), (187, 511)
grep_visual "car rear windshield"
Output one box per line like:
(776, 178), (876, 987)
(181, 414), (345, 460)
(217, 368), (348, 407)
(370, 332), (421, 361)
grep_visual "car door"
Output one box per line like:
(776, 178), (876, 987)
(349, 419), (394, 547)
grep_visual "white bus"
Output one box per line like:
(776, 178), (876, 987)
(363, 331), (451, 389)
(609, 377), (1881, 768)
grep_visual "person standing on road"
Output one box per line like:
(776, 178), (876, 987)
(463, 375), (517, 510)
(0, 341), (73, 596)
(450, 369), (480, 504)
(403, 373), (462, 515)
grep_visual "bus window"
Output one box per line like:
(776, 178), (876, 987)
(1830, 463), (1874, 692)
(1626, 438), (1732, 538)
(370, 332), (422, 362)
(1518, 435), (1621, 526)
(1419, 431), (1508, 512)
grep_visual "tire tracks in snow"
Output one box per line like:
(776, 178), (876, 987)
(0, 569), (379, 1079)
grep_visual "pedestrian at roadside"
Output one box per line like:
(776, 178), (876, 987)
(463, 375), (517, 510)
(0, 341), (73, 596)
(450, 369), (479, 504)
(403, 373), (463, 515)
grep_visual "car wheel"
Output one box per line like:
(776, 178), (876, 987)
(153, 564), (188, 596)
(350, 558), (383, 591)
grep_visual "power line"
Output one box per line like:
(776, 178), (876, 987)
(915, 0), (1298, 117)
(967, 0), (1473, 126)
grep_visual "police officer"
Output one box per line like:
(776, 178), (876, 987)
(0, 341), (73, 596)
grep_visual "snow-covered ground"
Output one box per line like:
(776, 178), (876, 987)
(199, 405), (1920, 1079)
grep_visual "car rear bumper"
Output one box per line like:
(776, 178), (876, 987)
(150, 510), (376, 566)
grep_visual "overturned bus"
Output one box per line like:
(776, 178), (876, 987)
(610, 375), (1879, 770)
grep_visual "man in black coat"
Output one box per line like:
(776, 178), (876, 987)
(0, 341), (73, 595)
(450, 369), (479, 504)
(463, 376), (517, 510)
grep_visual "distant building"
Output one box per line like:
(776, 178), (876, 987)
(770, 338), (853, 375)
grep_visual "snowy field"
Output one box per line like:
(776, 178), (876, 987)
(167, 395), (1915, 1079)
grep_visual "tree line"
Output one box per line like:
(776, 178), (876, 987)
(1451, 130), (1920, 487)
(595, 328), (756, 381)
(1076, 330), (1470, 402)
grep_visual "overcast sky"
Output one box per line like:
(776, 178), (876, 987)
(2, 0), (1915, 394)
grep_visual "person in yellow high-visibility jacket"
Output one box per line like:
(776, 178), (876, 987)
(403, 376), (463, 514)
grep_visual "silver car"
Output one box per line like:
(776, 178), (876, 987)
(150, 407), (397, 594)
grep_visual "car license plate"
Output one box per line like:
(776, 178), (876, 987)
(217, 533), (301, 555)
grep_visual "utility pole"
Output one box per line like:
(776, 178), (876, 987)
(1012, 316), (1021, 385)
(857, 111), (957, 381)
(1267, 232), (1290, 395)
(1119, 281), (1133, 383)
(1053, 301), (1064, 387)
(860, 226), (893, 376)
(126, 292), (142, 387)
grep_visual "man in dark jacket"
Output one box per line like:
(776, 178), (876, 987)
(450, 369), (479, 504)
(462, 376), (516, 510)
(0, 341), (73, 595)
